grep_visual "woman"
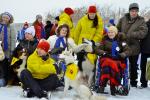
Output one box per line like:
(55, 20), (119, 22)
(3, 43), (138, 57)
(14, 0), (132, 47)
(58, 7), (75, 39)
(33, 14), (45, 40)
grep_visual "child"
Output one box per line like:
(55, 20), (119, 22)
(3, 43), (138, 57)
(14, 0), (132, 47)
(94, 26), (131, 95)
(0, 12), (15, 86)
(17, 22), (29, 42)
(20, 39), (59, 99)
(33, 14), (45, 40)
(17, 26), (38, 56)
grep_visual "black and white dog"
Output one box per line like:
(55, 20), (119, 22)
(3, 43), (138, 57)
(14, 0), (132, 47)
(59, 48), (106, 100)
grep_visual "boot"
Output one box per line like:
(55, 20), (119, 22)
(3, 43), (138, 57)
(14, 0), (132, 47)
(110, 86), (116, 96)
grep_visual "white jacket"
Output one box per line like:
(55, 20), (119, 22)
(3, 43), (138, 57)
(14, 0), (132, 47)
(47, 35), (76, 51)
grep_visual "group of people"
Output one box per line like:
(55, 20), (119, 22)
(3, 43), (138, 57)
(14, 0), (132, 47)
(0, 2), (149, 98)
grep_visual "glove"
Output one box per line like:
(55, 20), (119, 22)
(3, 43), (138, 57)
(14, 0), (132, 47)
(50, 47), (65, 55)
(119, 53), (126, 58)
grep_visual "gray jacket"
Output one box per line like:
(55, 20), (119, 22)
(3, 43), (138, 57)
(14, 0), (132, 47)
(117, 13), (148, 56)
(0, 24), (16, 58)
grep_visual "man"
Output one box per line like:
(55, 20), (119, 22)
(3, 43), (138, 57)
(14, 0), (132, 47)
(140, 19), (150, 88)
(117, 3), (148, 87)
(20, 39), (59, 99)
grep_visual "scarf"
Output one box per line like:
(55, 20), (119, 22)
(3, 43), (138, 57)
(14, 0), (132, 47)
(112, 40), (119, 58)
(55, 37), (66, 48)
(0, 24), (8, 51)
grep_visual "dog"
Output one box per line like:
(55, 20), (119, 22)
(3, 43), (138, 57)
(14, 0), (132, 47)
(8, 45), (27, 85)
(59, 49), (106, 100)
(75, 38), (97, 87)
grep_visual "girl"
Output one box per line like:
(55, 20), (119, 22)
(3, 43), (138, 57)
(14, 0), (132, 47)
(33, 14), (45, 40)
(0, 12), (15, 86)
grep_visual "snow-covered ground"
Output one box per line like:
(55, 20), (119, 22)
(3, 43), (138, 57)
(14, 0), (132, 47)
(0, 55), (150, 100)
(0, 78), (150, 100)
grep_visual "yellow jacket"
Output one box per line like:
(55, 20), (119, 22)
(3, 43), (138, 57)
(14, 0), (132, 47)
(58, 12), (75, 39)
(74, 14), (103, 44)
(27, 50), (56, 79)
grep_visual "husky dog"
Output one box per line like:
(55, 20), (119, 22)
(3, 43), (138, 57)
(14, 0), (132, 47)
(59, 49), (106, 100)
(75, 38), (97, 87)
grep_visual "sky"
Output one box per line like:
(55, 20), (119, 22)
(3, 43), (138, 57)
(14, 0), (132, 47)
(0, 0), (150, 23)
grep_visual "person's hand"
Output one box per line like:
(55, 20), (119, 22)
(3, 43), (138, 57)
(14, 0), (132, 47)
(119, 53), (126, 58)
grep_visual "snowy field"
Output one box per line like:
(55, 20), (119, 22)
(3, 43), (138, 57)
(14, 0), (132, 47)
(0, 83), (150, 100)
(0, 56), (150, 100)
(0, 74), (150, 100)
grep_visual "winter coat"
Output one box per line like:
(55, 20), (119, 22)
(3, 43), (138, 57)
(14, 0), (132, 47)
(45, 23), (53, 39)
(58, 13), (74, 39)
(17, 28), (27, 41)
(140, 19), (150, 54)
(117, 13), (148, 56)
(18, 38), (38, 55)
(34, 22), (45, 40)
(47, 35), (76, 51)
(0, 24), (16, 58)
(74, 14), (103, 45)
(27, 50), (56, 79)
(94, 33), (131, 59)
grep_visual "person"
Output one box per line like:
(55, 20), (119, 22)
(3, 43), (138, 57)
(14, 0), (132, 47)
(48, 16), (59, 38)
(140, 19), (150, 88)
(58, 7), (75, 39)
(74, 5), (103, 45)
(17, 22), (29, 42)
(20, 39), (59, 99)
(0, 12), (15, 87)
(47, 24), (77, 53)
(117, 3), (148, 87)
(108, 18), (116, 26)
(44, 20), (53, 39)
(94, 26), (131, 95)
(33, 14), (45, 40)
(17, 26), (38, 56)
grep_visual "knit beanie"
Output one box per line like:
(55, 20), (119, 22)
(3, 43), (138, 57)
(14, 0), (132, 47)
(37, 39), (50, 53)
(64, 7), (74, 15)
(108, 26), (118, 34)
(25, 26), (35, 37)
(36, 14), (42, 19)
(129, 3), (139, 11)
(1, 12), (13, 21)
(88, 5), (97, 13)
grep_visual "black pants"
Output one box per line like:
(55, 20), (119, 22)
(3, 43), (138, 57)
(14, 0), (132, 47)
(0, 58), (10, 85)
(140, 53), (150, 86)
(20, 69), (59, 97)
(129, 55), (139, 86)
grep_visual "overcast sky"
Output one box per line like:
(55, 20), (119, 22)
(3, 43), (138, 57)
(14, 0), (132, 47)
(0, 0), (150, 23)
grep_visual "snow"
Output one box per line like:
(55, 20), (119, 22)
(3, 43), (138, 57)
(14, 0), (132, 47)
(0, 80), (150, 100)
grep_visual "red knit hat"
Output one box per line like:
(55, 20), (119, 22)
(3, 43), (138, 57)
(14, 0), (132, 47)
(37, 39), (50, 52)
(64, 7), (74, 15)
(88, 5), (97, 13)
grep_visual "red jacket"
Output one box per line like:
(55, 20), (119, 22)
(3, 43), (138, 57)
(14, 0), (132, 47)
(34, 22), (45, 40)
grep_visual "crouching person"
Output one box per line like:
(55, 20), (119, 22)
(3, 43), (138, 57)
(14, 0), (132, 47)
(94, 26), (131, 96)
(20, 39), (59, 99)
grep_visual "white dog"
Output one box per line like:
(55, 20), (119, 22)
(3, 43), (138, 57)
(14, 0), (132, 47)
(59, 49), (106, 100)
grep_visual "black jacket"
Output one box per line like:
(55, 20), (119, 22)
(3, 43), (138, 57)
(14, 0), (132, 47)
(141, 19), (150, 53)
